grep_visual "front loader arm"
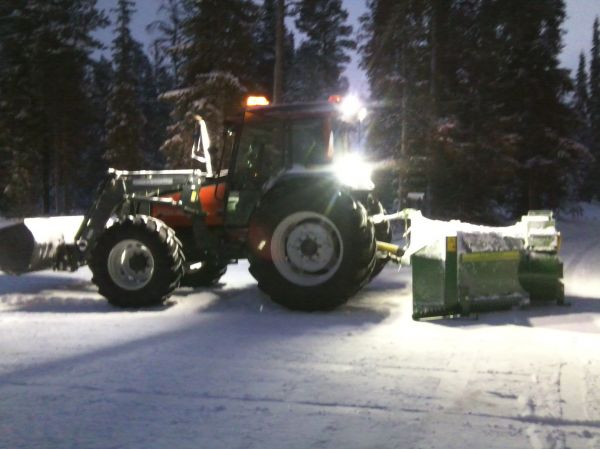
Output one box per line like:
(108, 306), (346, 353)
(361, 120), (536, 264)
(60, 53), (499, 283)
(75, 168), (203, 258)
(75, 171), (127, 257)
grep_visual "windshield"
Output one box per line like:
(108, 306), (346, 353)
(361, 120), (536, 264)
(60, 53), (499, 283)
(232, 107), (363, 189)
(289, 117), (332, 166)
(233, 112), (285, 188)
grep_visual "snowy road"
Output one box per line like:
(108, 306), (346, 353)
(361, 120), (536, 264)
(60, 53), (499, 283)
(1, 212), (600, 449)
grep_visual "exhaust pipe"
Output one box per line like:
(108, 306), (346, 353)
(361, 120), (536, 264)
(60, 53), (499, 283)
(0, 216), (83, 275)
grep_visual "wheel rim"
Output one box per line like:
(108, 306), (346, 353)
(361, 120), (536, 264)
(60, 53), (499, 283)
(107, 239), (155, 290)
(271, 211), (343, 286)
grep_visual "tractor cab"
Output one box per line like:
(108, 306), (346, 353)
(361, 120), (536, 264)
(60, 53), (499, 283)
(210, 96), (371, 227)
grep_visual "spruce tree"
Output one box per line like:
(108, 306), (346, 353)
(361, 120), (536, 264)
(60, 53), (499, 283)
(589, 17), (600, 198)
(255, 0), (295, 100)
(256, 0), (277, 95)
(133, 44), (169, 168)
(574, 53), (590, 132)
(80, 56), (113, 205)
(361, 0), (584, 220)
(360, 0), (437, 211)
(105, 0), (146, 170)
(161, 0), (260, 167)
(147, 0), (185, 88)
(494, 0), (581, 212)
(574, 52), (590, 124)
(0, 0), (106, 214)
(288, 0), (355, 101)
(571, 52), (595, 200)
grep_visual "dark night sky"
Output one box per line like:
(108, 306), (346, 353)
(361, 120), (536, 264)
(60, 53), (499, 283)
(96, 0), (600, 96)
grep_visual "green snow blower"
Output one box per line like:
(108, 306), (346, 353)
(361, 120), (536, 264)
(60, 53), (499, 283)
(375, 210), (564, 319)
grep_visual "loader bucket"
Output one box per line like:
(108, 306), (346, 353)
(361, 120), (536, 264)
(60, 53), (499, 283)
(0, 216), (83, 275)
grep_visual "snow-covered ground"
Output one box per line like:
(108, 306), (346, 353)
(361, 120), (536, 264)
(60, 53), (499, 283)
(1, 208), (600, 449)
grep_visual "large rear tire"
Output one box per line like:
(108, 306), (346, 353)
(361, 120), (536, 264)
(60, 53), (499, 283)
(248, 184), (376, 311)
(89, 216), (184, 308)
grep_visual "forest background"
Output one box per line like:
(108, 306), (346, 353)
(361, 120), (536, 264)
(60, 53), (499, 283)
(1, 0), (600, 223)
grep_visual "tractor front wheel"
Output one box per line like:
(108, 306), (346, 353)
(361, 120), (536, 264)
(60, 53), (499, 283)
(89, 216), (184, 308)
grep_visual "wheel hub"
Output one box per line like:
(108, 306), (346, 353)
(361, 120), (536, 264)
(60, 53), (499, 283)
(300, 237), (319, 257)
(128, 252), (150, 273)
(107, 239), (155, 291)
(271, 212), (344, 287)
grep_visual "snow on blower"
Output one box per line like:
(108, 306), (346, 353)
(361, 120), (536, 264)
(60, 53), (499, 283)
(0, 97), (564, 317)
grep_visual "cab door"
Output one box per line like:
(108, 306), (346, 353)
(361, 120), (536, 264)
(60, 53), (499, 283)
(225, 111), (285, 226)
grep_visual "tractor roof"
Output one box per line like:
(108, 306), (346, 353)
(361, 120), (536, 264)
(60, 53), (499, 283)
(245, 101), (338, 118)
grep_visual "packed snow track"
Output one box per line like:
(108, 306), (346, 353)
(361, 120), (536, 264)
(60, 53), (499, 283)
(1, 208), (600, 449)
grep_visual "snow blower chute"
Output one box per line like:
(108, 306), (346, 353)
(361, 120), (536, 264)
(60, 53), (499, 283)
(375, 210), (564, 319)
(0, 216), (83, 274)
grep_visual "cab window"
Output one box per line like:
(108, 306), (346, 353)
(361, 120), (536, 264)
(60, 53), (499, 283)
(233, 112), (284, 189)
(289, 117), (332, 166)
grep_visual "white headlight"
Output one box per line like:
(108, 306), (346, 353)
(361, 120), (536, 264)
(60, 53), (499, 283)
(333, 154), (374, 190)
(338, 95), (367, 122)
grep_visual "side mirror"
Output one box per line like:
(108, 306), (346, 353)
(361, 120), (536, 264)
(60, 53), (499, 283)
(191, 115), (213, 176)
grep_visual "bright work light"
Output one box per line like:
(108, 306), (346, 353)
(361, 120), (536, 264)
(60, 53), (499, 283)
(337, 95), (368, 122)
(333, 153), (374, 190)
(246, 96), (270, 107)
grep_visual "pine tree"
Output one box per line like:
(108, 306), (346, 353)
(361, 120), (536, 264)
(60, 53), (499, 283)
(180, 0), (259, 87)
(360, 0), (436, 212)
(589, 17), (600, 198)
(288, 0), (355, 101)
(428, 0), (521, 220)
(361, 0), (584, 221)
(134, 44), (169, 168)
(571, 52), (595, 200)
(254, 0), (295, 100)
(161, 0), (260, 167)
(105, 0), (146, 170)
(78, 57), (113, 207)
(256, 0), (277, 95)
(0, 0), (107, 214)
(147, 0), (185, 88)
(494, 0), (583, 212)
(435, 0), (586, 216)
(573, 52), (592, 193)
(574, 52), (590, 124)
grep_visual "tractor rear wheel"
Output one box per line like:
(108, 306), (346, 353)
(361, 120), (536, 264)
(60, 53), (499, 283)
(89, 216), (184, 308)
(248, 184), (376, 311)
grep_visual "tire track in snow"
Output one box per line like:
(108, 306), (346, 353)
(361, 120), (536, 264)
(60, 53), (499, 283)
(583, 359), (600, 448)
(2, 380), (410, 414)
(411, 348), (482, 447)
(530, 367), (566, 449)
(517, 352), (597, 449)
(515, 363), (567, 449)
(463, 412), (600, 429)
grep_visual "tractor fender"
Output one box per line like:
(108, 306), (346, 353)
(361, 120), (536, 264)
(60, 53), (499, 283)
(264, 170), (339, 193)
(251, 173), (364, 230)
(259, 172), (345, 207)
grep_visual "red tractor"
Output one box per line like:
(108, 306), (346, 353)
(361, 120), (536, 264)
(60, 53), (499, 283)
(0, 97), (391, 311)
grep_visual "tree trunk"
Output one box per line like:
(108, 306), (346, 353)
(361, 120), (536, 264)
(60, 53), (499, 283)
(273, 0), (285, 104)
(42, 149), (51, 215)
